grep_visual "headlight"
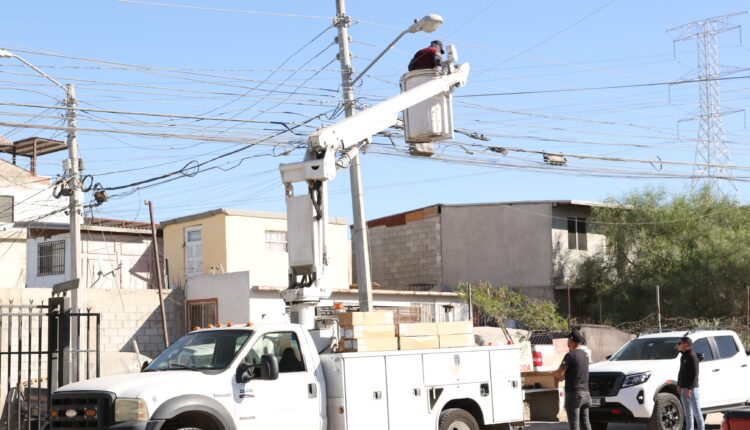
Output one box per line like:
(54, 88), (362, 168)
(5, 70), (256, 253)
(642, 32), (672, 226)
(621, 372), (651, 388)
(114, 398), (149, 422)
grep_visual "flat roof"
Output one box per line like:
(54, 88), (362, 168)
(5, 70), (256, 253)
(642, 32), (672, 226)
(367, 200), (608, 225)
(161, 208), (348, 226)
(0, 137), (67, 157)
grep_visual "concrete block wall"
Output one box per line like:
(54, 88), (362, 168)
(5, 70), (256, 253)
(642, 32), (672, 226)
(368, 214), (442, 290)
(0, 288), (185, 360)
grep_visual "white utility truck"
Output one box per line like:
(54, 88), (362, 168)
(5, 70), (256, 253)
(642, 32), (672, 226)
(589, 329), (750, 430)
(48, 47), (526, 430)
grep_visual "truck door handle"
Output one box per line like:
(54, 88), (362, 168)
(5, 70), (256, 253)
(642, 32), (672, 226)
(308, 383), (318, 398)
(712, 369), (720, 372)
(741, 364), (748, 368)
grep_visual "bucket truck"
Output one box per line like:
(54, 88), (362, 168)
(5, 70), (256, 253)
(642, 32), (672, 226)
(48, 54), (527, 430)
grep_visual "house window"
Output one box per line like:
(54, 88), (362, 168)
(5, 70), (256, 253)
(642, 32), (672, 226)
(265, 230), (288, 252)
(38, 240), (65, 276)
(0, 195), (13, 223)
(567, 217), (588, 251)
(186, 298), (217, 331)
(185, 226), (203, 278)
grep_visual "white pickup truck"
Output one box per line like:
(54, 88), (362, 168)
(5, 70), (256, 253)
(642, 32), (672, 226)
(588, 329), (750, 430)
(48, 323), (525, 430)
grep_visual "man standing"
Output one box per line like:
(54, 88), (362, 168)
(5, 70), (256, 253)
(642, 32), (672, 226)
(552, 330), (592, 430)
(408, 40), (444, 71)
(678, 337), (704, 430)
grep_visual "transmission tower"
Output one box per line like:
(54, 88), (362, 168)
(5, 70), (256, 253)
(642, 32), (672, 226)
(668, 12), (745, 196)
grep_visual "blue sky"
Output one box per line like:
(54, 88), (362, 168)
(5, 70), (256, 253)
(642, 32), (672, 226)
(2, 1), (750, 224)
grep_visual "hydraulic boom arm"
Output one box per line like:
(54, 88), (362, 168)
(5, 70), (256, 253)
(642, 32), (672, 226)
(279, 62), (470, 327)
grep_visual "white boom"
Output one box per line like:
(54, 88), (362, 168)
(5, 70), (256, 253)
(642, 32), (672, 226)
(279, 62), (470, 328)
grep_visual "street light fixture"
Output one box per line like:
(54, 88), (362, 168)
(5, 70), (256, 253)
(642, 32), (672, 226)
(0, 48), (83, 314)
(351, 14), (443, 85)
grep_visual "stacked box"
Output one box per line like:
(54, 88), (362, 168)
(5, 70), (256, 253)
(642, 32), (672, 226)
(342, 337), (399, 352)
(399, 335), (440, 350)
(337, 311), (394, 326)
(437, 321), (475, 348)
(397, 322), (439, 350)
(336, 311), (397, 352)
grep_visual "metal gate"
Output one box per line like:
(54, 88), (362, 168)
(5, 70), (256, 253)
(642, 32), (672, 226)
(1, 296), (100, 430)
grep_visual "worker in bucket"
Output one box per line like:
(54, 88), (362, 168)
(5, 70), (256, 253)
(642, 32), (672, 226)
(408, 40), (444, 71)
(552, 330), (592, 430)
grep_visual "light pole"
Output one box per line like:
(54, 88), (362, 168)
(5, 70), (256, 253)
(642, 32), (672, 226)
(0, 48), (83, 313)
(333, 1), (442, 312)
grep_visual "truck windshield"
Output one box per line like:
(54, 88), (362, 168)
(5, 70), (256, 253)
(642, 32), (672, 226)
(609, 337), (680, 361)
(146, 329), (253, 371)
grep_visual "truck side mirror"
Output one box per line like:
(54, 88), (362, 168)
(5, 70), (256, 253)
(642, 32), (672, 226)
(605, 355), (612, 360)
(259, 354), (279, 380)
(236, 362), (253, 384)
(697, 353), (704, 362)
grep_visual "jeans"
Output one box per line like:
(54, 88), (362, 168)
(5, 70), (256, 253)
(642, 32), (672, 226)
(565, 390), (592, 430)
(680, 387), (704, 430)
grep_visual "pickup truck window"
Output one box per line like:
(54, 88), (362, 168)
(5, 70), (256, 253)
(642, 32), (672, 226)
(610, 337), (680, 361)
(693, 338), (715, 361)
(715, 336), (739, 359)
(246, 331), (306, 373)
(146, 329), (253, 371)
(610, 337), (680, 360)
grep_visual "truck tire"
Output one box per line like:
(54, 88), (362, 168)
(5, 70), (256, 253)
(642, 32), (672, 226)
(648, 393), (683, 430)
(591, 421), (608, 430)
(439, 408), (479, 430)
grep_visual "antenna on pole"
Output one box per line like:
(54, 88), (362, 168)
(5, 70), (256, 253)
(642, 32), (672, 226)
(668, 12), (746, 197)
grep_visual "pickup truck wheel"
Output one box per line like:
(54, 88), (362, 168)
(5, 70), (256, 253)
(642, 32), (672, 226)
(649, 393), (683, 430)
(439, 408), (479, 430)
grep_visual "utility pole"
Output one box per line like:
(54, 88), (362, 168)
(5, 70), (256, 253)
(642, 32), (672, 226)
(334, 0), (374, 311)
(66, 83), (83, 314)
(145, 200), (169, 348)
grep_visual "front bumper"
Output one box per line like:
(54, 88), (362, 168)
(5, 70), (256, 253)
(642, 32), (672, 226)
(589, 386), (654, 422)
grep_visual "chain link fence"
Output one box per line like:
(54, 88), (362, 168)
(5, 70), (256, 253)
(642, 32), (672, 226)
(602, 314), (750, 350)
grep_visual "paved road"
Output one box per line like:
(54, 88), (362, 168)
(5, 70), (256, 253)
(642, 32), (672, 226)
(525, 413), (723, 430)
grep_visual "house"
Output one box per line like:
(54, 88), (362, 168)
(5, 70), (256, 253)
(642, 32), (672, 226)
(365, 201), (607, 302)
(24, 217), (163, 290)
(160, 208), (352, 290)
(161, 209), (468, 328)
(0, 158), (68, 288)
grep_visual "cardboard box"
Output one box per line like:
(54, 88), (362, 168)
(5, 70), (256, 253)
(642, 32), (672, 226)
(341, 324), (395, 339)
(396, 322), (438, 337)
(341, 337), (398, 352)
(439, 333), (475, 348)
(399, 335), (440, 350)
(337, 311), (394, 326)
(437, 321), (473, 335)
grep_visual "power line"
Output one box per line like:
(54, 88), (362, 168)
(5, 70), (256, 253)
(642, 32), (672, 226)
(456, 74), (750, 98)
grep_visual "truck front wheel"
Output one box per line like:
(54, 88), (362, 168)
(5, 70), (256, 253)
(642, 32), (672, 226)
(439, 408), (479, 430)
(648, 392), (683, 430)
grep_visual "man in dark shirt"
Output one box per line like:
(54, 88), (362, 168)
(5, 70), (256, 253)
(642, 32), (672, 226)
(408, 40), (444, 71)
(678, 337), (704, 430)
(553, 330), (591, 430)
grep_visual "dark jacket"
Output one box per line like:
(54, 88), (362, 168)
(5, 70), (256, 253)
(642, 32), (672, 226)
(678, 348), (700, 388)
(408, 46), (441, 71)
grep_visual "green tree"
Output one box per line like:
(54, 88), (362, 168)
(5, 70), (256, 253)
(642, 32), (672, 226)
(456, 282), (567, 330)
(572, 187), (750, 323)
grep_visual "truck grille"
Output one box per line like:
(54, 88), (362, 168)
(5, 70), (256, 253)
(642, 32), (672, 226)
(589, 372), (625, 397)
(49, 392), (114, 429)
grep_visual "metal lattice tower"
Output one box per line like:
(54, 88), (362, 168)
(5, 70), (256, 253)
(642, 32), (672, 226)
(668, 13), (744, 196)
